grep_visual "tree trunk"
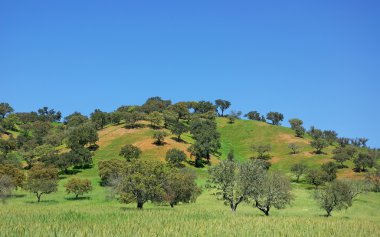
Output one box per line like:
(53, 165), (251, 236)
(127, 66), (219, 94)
(36, 193), (42, 203)
(177, 134), (181, 141)
(75, 194), (79, 200)
(137, 201), (144, 209)
(296, 175), (300, 183)
(221, 109), (224, 117)
(170, 202), (174, 208)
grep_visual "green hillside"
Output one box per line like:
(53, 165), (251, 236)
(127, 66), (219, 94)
(1, 117), (379, 236)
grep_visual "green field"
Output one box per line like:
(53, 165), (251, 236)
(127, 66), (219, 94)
(1, 118), (380, 236)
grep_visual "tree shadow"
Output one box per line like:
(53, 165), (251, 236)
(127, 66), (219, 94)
(65, 196), (91, 201)
(88, 144), (99, 151)
(125, 123), (145, 129)
(170, 137), (188, 144)
(152, 141), (167, 146)
(10, 194), (26, 198)
(59, 169), (82, 176)
(25, 200), (59, 204)
(310, 151), (327, 155)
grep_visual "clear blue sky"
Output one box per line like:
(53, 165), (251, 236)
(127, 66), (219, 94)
(1, 0), (379, 147)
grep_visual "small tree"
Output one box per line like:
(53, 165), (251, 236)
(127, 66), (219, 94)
(294, 126), (306, 138)
(0, 175), (13, 204)
(166, 149), (186, 167)
(310, 138), (328, 154)
(321, 162), (338, 182)
(124, 112), (140, 128)
(288, 143), (300, 154)
(251, 144), (272, 160)
(332, 152), (350, 168)
(119, 144), (142, 162)
(168, 121), (188, 141)
(249, 172), (293, 216)
(98, 159), (126, 186)
(266, 112), (284, 125)
(227, 149), (235, 161)
(315, 180), (361, 217)
(24, 163), (59, 203)
(366, 168), (380, 192)
(354, 153), (375, 172)
(153, 131), (168, 145)
(290, 163), (308, 182)
(164, 168), (201, 207)
(244, 111), (261, 121)
(227, 110), (242, 124)
(306, 169), (326, 189)
(289, 118), (303, 130)
(65, 122), (99, 150)
(148, 111), (163, 128)
(65, 178), (92, 199)
(90, 109), (109, 130)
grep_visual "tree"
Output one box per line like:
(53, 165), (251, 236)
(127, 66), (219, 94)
(0, 138), (17, 156)
(148, 111), (163, 128)
(0, 103), (14, 119)
(338, 137), (351, 147)
(251, 144), (272, 160)
(244, 111), (261, 121)
(354, 152), (375, 172)
(64, 112), (88, 127)
(207, 158), (242, 211)
(166, 149), (187, 167)
(215, 99), (231, 117)
(288, 143), (300, 154)
(164, 168), (201, 207)
(65, 122), (99, 149)
(306, 169), (326, 189)
(68, 147), (93, 168)
(168, 120), (188, 141)
(193, 101), (216, 114)
(153, 131), (168, 145)
(119, 144), (142, 162)
(114, 160), (168, 209)
(308, 126), (323, 140)
(227, 110), (242, 124)
(0, 175), (13, 204)
(98, 159), (126, 186)
(167, 102), (190, 121)
(188, 121), (221, 166)
(37, 107), (62, 122)
(366, 168), (380, 192)
(323, 130), (338, 145)
(310, 138), (328, 154)
(332, 152), (350, 168)
(140, 96), (171, 114)
(90, 109), (109, 130)
(290, 163), (308, 182)
(289, 118), (303, 130)
(266, 112), (284, 125)
(249, 172), (293, 216)
(0, 164), (25, 188)
(24, 163), (59, 203)
(124, 112), (140, 128)
(294, 126), (306, 138)
(321, 162), (338, 182)
(65, 178), (92, 199)
(109, 111), (123, 125)
(314, 180), (361, 217)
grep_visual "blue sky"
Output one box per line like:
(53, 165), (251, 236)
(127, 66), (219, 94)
(1, 0), (379, 147)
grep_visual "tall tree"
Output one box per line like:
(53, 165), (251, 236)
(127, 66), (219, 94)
(65, 122), (99, 149)
(24, 163), (59, 203)
(90, 109), (109, 130)
(214, 99), (231, 117)
(266, 112), (284, 125)
(0, 103), (14, 119)
(244, 111), (262, 121)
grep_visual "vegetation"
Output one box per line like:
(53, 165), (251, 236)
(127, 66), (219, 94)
(0, 99), (379, 236)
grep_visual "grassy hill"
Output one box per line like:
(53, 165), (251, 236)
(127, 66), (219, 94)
(1, 118), (380, 236)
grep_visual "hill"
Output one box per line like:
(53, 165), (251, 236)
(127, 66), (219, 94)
(1, 117), (379, 236)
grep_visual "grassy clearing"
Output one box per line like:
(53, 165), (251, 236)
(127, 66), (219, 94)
(1, 118), (379, 236)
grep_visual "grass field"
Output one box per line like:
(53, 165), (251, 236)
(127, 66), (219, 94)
(1, 118), (379, 236)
